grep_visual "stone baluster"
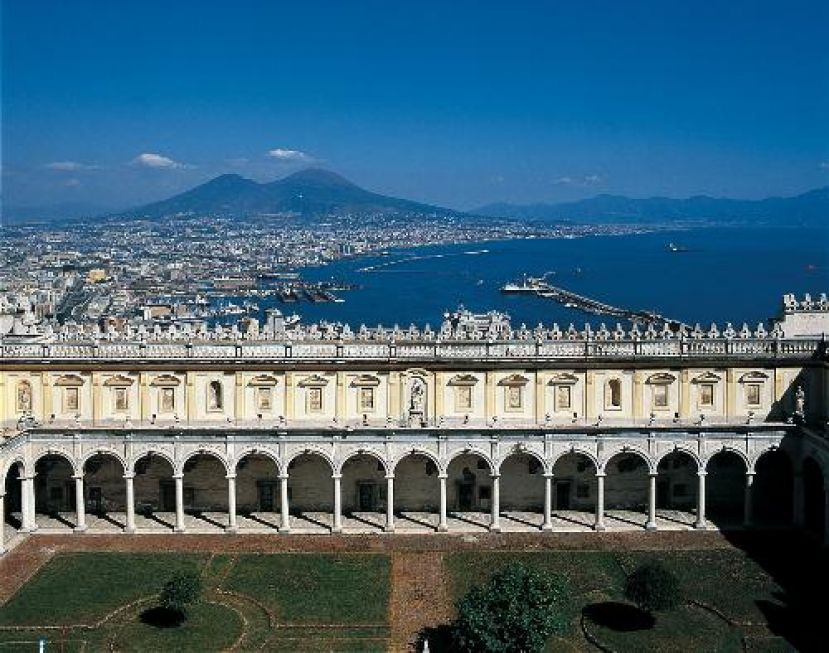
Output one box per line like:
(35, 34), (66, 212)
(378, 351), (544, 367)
(173, 473), (185, 533)
(695, 471), (707, 529)
(385, 474), (395, 533)
(594, 472), (606, 531)
(542, 473), (553, 531)
(490, 474), (501, 533)
(279, 473), (291, 533)
(438, 474), (448, 532)
(332, 473), (343, 533)
(226, 474), (238, 533)
(74, 474), (87, 533)
(646, 473), (658, 530)
(124, 472), (136, 533)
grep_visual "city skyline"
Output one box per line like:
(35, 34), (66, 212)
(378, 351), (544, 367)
(3, 0), (829, 212)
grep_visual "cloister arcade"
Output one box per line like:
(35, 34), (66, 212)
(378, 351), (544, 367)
(3, 430), (827, 548)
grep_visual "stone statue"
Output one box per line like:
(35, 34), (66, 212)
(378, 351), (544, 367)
(409, 378), (425, 414)
(17, 382), (32, 412)
(795, 385), (806, 419)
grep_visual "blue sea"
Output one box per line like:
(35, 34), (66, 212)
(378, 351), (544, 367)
(258, 226), (829, 329)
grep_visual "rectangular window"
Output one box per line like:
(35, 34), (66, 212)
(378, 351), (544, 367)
(455, 386), (472, 411)
(699, 383), (714, 407)
(160, 387), (175, 413)
(359, 386), (375, 412)
(64, 387), (79, 412)
(555, 385), (571, 411)
(308, 387), (323, 412)
(114, 387), (129, 411)
(653, 384), (668, 408)
(506, 386), (523, 411)
(256, 386), (272, 411)
(746, 383), (761, 406)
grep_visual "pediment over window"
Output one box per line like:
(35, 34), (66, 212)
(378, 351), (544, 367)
(54, 374), (84, 387)
(248, 374), (278, 387)
(739, 371), (769, 383)
(104, 374), (134, 387)
(646, 373), (676, 385)
(548, 373), (578, 385)
(298, 374), (329, 387)
(151, 374), (181, 387)
(692, 371), (722, 384)
(351, 374), (381, 387)
(499, 374), (530, 387)
(448, 374), (479, 386)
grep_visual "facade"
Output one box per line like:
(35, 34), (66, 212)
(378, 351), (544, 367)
(1, 294), (829, 551)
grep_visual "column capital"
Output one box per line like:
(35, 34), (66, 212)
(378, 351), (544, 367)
(438, 473), (449, 480)
(172, 473), (184, 480)
(745, 471), (756, 478)
(331, 473), (342, 480)
(225, 474), (237, 481)
(697, 470), (708, 477)
(595, 472), (606, 478)
(123, 472), (135, 480)
(543, 472), (555, 479)
(72, 474), (84, 481)
(490, 473), (501, 480)
(279, 473), (290, 480)
(648, 472), (659, 478)
(385, 473), (395, 480)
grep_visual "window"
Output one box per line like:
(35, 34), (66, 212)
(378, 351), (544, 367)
(606, 379), (622, 409)
(160, 387), (175, 413)
(114, 387), (129, 411)
(699, 383), (714, 407)
(308, 387), (323, 412)
(359, 386), (375, 412)
(256, 386), (272, 411)
(16, 381), (32, 412)
(64, 387), (79, 412)
(653, 384), (668, 408)
(506, 386), (523, 411)
(555, 385), (571, 411)
(746, 383), (761, 406)
(455, 385), (472, 411)
(207, 380), (223, 411)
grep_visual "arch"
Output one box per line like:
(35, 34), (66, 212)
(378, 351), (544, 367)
(704, 446), (750, 472)
(446, 449), (495, 475)
(655, 449), (699, 513)
(550, 449), (598, 513)
(749, 445), (792, 474)
(550, 447), (600, 471)
(3, 459), (25, 526)
(706, 448), (748, 524)
(130, 449), (176, 474)
(338, 449), (390, 476)
(179, 449), (230, 476)
(655, 446), (702, 471)
(446, 450), (497, 516)
(207, 380), (224, 411)
(285, 448), (335, 473)
(497, 448), (547, 475)
(498, 450), (546, 519)
(752, 447), (793, 526)
(79, 448), (128, 473)
(1, 455), (28, 481)
(233, 448), (282, 475)
(600, 447), (654, 474)
(392, 448), (441, 474)
(32, 449), (78, 476)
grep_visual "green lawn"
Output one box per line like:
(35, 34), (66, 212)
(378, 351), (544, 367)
(0, 552), (391, 652)
(445, 548), (790, 651)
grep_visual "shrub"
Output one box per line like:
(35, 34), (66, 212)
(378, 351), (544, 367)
(452, 561), (569, 653)
(159, 572), (202, 619)
(624, 562), (681, 613)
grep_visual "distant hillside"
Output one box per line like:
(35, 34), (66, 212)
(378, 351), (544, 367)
(476, 187), (829, 225)
(112, 168), (459, 220)
(1, 201), (119, 225)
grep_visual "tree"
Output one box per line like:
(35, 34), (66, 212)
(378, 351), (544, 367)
(624, 562), (681, 613)
(452, 562), (569, 653)
(159, 572), (202, 619)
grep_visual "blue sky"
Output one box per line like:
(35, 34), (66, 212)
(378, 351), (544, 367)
(2, 0), (828, 210)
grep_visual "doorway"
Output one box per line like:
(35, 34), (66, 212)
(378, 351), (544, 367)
(258, 482), (276, 511)
(458, 482), (475, 510)
(555, 481), (571, 510)
(357, 482), (377, 511)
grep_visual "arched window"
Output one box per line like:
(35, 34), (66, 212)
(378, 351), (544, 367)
(606, 379), (622, 409)
(16, 380), (33, 412)
(208, 380), (223, 411)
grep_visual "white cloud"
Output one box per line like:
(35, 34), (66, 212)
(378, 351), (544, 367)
(132, 152), (190, 169)
(266, 148), (314, 163)
(46, 161), (99, 171)
(554, 173), (603, 187)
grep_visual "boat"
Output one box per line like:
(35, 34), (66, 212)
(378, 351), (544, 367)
(667, 242), (689, 253)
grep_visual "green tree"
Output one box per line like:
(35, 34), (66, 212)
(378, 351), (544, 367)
(159, 572), (202, 619)
(452, 562), (569, 653)
(624, 562), (681, 613)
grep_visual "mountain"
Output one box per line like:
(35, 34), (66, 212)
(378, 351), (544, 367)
(476, 187), (829, 225)
(112, 168), (458, 220)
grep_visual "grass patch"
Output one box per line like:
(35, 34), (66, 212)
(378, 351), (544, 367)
(223, 553), (390, 624)
(0, 553), (206, 627)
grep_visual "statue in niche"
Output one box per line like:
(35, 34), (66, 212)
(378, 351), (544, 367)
(794, 385), (806, 420)
(409, 378), (425, 420)
(17, 382), (32, 412)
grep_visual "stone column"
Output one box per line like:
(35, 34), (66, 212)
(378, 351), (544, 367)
(173, 473), (185, 533)
(0, 493), (6, 555)
(438, 474), (448, 532)
(542, 473), (553, 531)
(695, 471), (708, 529)
(490, 474), (501, 533)
(226, 474), (238, 533)
(74, 475), (87, 533)
(279, 473), (291, 533)
(743, 472), (755, 528)
(594, 472), (606, 531)
(792, 471), (805, 528)
(19, 475), (35, 533)
(385, 474), (395, 533)
(124, 472), (136, 533)
(332, 473), (343, 533)
(646, 473), (658, 530)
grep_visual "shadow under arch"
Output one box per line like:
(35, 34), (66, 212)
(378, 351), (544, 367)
(706, 449), (747, 527)
(393, 452), (440, 522)
(446, 452), (494, 521)
(82, 452), (127, 524)
(753, 448), (793, 526)
(235, 451), (281, 518)
(287, 452), (334, 519)
(802, 456), (825, 537)
(132, 452), (175, 517)
(499, 451), (545, 526)
(603, 451), (650, 520)
(551, 451), (597, 514)
(34, 453), (76, 523)
(655, 450), (698, 516)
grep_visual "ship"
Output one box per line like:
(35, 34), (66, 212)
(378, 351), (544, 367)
(667, 242), (689, 253)
(501, 274), (550, 293)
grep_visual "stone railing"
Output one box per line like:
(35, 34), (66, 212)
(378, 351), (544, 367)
(0, 336), (824, 362)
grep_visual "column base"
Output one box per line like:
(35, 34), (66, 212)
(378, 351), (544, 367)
(173, 527), (187, 534)
(73, 525), (88, 534)
(489, 525), (502, 533)
(384, 525), (395, 533)
(225, 526), (238, 534)
(593, 523), (607, 532)
(279, 527), (292, 534)
(123, 527), (137, 534)
(541, 522), (554, 532)
(437, 524), (448, 533)
(694, 521), (708, 530)
(331, 526), (343, 534)
(645, 522), (658, 531)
